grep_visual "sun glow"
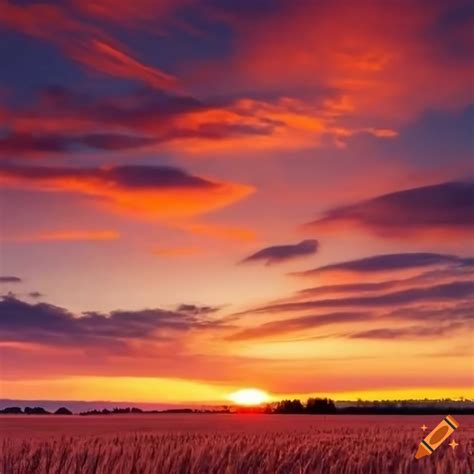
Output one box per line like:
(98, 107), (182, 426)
(228, 388), (270, 406)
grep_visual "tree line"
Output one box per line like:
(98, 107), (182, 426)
(2, 397), (473, 415)
(270, 398), (337, 414)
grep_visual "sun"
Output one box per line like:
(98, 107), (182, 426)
(228, 388), (270, 406)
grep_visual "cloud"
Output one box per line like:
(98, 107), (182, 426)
(176, 304), (219, 315)
(295, 281), (407, 299)
(229, 250), (474, 343)
(0, 276), (22, 283)
(292, 252), (471, 279)
(350, 323), (465, 340)
(241, 240), (318, 266)
(0, 296), (216, 348)
(73, 0), (189, 25)
(1, 87), (397, 158)
(227, 312), (370, 341)
(6, 230), (120, 242)
(305, 182), (474, 240)
(0, 89), (270, 156)
(28, 292), (44, 299)
(228, 302), (474, 342)
(0, 164), (254, 218)
(239, 281), (474, 315)
(0, 1), (178, 90)
(290, 264), (474, 300)
(212, 1), (473, 121)
(0, 131), (158, 155)
(70, 39), (179, 90)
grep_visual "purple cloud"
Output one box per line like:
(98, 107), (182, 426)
(0, 296), (223, 348)
(0, 276), (22, 283)
(292, 252), (471, 278)
(306, 182), (474, 238)
(242, 240), (319, 266)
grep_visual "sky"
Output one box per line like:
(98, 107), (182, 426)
(0, 0), (473, 404)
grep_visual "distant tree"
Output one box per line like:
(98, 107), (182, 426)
(274, 399), (305, 414)
(24, 407), (50, 415)
(54, 407), (72, 415)
(131, 407), (143, 414)
(1, 407), (22, 414)
(306, 398), (336, 414)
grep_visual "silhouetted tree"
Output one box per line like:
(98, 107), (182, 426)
(274, 399), (305, 414)
(306, 398), (336, 414)
(1, 407), (22, 414)
(24, 407), (50, 415)
(54, 407), (72, 415)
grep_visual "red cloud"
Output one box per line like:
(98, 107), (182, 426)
(206, 1), (473, 121)
(69, 39), (178, 90)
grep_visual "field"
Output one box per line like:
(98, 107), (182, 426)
(1, 415), (473, 473)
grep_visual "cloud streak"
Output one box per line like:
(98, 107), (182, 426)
(0, 276), (22, 283)
(227, 312), (370, 341)
(292, 252), (471, 279)
(241, 240), (318, 266)
(238, 281), (474, 315)
(0, 1), (179, 90)
(350, 323), (466, 340)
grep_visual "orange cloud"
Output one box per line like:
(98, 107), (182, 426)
(169, 97), (396, 153)
(0, 165), (254, 219)
(7, 230), (120, 242)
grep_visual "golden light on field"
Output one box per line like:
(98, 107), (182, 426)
(228, 388), (270, 406)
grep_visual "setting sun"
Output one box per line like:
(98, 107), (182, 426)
(228, 388), (270, 406)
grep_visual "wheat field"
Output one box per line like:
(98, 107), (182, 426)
(1, 415), (472, 473)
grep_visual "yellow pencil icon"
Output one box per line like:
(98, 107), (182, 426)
(415, 415), (459, 459)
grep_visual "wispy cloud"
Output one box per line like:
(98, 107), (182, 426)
(238, 281), (474, 315)
(292, 252), (472, 279)
(241, 240), (318, 266)
(0, 1), (179, 90)
(0, 276), (22, 283)
(227, 312), (370, 341)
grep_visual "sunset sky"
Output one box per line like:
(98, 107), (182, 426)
(0, 0), (473, 404)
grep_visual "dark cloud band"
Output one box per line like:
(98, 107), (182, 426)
(306, 182), (474, 238)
